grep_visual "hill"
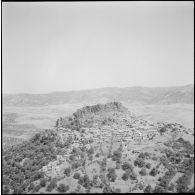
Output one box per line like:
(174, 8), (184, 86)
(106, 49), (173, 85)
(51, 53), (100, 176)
(2, 102), (194, 194)
(3, 84), (194, 106)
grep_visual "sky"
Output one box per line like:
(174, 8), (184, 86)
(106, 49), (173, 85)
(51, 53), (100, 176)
(2, 2), (194, 94)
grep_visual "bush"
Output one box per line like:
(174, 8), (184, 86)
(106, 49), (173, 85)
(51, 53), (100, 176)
(159, 127), (167, 135)
(114, 188), (121, 193)
(153, 185), (166, 193)
(73, 172), (80, 180)
(112, 149), (122, 162)
(88, 147), (94, 155)
(146, 163), (151, 169)
(64, 167), (71, 177)
(40, 178), (47, 187)
(149, 168), (158, 176)
(28, 182), (35, 191)
(57, 183), (69, 193)
(122, 162), (133, 171)
(95, 153), (100, 158)
(138, 153), (145, 159)
(168, 183), (174, 191)
(46, 179), (57, 192)
(134, 158), (145, 168)
(3, 186), (10, 194)
(103, 185), (112, 193)
(130, 171), (137, 180)
(138, 182), (144, 190)
(34, 184), (41, 192)
(116, 162), (120, 169)
(144, 185), (152, 193)
(122, 172), (129, 181)
(139, 168), (147, 176)
(107, 168), (117, 182)
(121, 169), (132, 181)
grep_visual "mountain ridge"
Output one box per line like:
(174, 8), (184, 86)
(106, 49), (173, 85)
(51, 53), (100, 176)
(3, 84), (194, 106)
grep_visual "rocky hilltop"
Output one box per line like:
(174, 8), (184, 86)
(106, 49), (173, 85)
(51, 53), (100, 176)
(2, 102), (194, 194)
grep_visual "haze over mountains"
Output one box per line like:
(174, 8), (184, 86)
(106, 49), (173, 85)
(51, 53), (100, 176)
(3, 84), (194, 106)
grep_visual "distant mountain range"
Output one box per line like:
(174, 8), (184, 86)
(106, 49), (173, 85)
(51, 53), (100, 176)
(3, 84), (194, 106)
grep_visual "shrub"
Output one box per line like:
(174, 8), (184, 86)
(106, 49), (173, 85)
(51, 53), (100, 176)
(144, 185), (152, 193)
(73, 172), (80, 180)
(64, 167), (71, 177)
(134, 158), (145, 168)
(138, 182), (144, 190)
(122, 172), (129, 181)
(116, 162), (120, 169)
(122, 162), (133, 171)
(130, 171), (137, 180)
(40, 178), (47, 187)
(139, 168), (147, 176)
(3, 186), (10, 194)
(107, 168), (117, 182)
(122, 169), (133, 181)
(159, 127), (167, 135)
(95, 153), (100, 158)
(46, 179), (57, 192)
(28, 182), (35, 191)
(34, 184), (41, 192)
(103, 185), (112, 193)
(149, 168), (158, 176)
(57, 184), (69, 193)
(146, 163), (151, 169)
(88, 147), (94, 155)
(168, 183), (174, 191)
(112, 149), (122, 162)
(153, 185), (166, 193)
(138, 153), (145, 159)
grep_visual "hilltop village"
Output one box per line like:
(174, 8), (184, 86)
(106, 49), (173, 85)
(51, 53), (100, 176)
(2, 102), (194, 193)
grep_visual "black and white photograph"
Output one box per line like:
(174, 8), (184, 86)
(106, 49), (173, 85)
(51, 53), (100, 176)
(1, 1), (194, 194)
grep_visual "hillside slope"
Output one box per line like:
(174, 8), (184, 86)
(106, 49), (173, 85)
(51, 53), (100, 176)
(2, 102), (194, 194)
(3, 84), (194, 106)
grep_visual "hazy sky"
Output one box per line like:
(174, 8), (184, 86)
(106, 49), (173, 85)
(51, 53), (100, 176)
(2, 2), (194, 94)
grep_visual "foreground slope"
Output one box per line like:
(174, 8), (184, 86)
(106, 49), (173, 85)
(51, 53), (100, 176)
(2, 102), (194, 194)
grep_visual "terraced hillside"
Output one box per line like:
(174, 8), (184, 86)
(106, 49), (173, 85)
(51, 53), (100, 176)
(2, 102), (194, 194)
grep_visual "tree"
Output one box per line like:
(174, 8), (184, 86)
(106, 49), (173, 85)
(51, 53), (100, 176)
(112, 149), (122, 162)
(139, 168), (147, 176)
(88, 147), (94, 155)
(73, 172), (80, 180)
(40, 178), (47, 187)
(95, 153), (100, 158)
(130, 171), (137, 180)
(144, 185), (152, 193)
(34, 184), (41, 192)
(134, 158), (145, 168)
(46, 179), (57, 192)
(159, 127), (167, 135)
(149, 167), (158, 177)
(3, 185), (10, 194)
(122, 162), (133, 171)
(107, 168), (117, 182)
(103, 185), (112, 193)
(28, 182), (35, 192)
(64, 167), (71, 177)
(57, 184), (69, 193)
(153, 185), (166, 193)
(146, 163), (151, 169)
